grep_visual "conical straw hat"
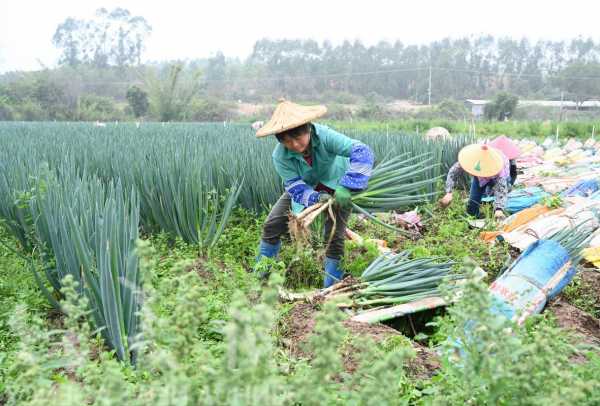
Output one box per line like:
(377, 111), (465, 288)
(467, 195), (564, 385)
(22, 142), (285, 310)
(425, 126), (450, 140)
(488, 135), (521, 160)
(256, 99), (327, 137)
(458, 144), (504, 177)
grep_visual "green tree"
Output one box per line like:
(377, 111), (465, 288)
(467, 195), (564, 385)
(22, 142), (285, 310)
(205, 52), (227, 97)
(77, 94), (122, 121)
(484, 92), (519, 121)
(126, 85), (149, 117)
(0, 96), (14, 120)
(557, 62), (600, 108)
(146, 63), (203, 121)
(435, 98), (468, 119)
(53, 8), (151, 68)
(52, 18), (86, 66)
(32, 75), (71, 119)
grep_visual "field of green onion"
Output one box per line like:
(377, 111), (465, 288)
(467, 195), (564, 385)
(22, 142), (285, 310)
(0, 121), (470, 362)
(2, 121), (600, 404)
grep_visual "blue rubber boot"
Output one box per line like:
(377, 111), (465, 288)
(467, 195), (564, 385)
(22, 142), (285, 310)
(254, 240), (281, 279)
(323, 257), (344, 288)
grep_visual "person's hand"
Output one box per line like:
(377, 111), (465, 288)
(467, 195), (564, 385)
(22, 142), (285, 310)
(440, 192), (453, 208)
(318, 192), (332, 203)
(495, 209), (506, 220)
(334, 185), (352, 209)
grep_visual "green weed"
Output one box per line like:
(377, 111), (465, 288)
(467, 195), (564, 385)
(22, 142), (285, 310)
(401, 197), (511, 280)
(426, 265), (600, 404)
(1, 245), (422, 405)
(0, 227), (50, 396)
(563, 271), (600, 318)
(343, 239), (381, 277)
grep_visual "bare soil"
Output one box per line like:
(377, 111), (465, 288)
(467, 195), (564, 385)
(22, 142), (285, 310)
(386, 100), (431, 112)
(281, 301), (439, 379)
(235, 102), (269, 116)
(188, 258), (215, 281)
(547, 299), (600, 347)
(551, 269), (600, 346)
(233, 100), (430, 118)
(187, 257), (232, 281)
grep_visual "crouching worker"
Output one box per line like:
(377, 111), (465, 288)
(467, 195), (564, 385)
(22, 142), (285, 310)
(440, 144), (510, 220)
(254, 100), (374, 288)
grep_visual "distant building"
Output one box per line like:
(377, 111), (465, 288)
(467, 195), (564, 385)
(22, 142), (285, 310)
(581, 101), (600, 110)
(465, 99), (488, 118)
(465, 98), (600, 118)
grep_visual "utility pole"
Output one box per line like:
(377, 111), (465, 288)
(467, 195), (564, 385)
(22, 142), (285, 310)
(428, 63), (432, 106)
(559, 91), (564, 122)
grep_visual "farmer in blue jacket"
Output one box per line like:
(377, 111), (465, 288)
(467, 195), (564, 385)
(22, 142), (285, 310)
(254, 100), (374, 287)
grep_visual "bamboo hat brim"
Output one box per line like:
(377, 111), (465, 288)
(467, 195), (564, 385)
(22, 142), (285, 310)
(458, 144), (504, 177)
(488, 135), (521, 160)
(255, 100), (327, 137)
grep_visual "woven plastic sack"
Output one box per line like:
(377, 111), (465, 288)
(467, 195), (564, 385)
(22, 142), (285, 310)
(489, 240), (575, 323)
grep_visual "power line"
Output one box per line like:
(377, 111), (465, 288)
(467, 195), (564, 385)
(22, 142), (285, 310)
(77, 65), (600, 86)
(431, 66), (600, 80)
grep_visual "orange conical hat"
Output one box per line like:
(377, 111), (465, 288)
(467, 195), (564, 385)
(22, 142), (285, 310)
(256, 99), (327, 138)
(458, 144), (504, 177)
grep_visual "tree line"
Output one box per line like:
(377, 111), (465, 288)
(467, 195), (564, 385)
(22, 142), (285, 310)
(1, 7), (600, 121)
(208, 37), (600, 103)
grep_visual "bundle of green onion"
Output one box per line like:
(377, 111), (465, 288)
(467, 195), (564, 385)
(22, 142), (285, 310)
(325, 251), (464, 309)
(351, 152), (441, 211)
(348, 152), (441, 232)
(290, 153), (441, 242)
(548, 219), (596, 265)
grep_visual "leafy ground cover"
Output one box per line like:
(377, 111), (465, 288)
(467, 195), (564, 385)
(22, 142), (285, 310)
(0, 226), (50, 397)
(1, 192), (600, 404)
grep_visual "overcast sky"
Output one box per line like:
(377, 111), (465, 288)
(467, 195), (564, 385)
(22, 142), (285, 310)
(1, 0), (599, 72)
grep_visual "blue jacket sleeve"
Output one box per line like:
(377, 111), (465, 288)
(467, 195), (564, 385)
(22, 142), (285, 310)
(339, 143), (375, 190)
(284, 177), (320, 207)
(272, 153), (320, 208)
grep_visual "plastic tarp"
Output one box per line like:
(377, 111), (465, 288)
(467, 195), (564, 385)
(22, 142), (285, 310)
(564, 139), (583, 152)
(501, 207), (598, 251)
(561, 179), (600, 198)
(590, 190), (600, 200)
(505, 187), (549, 213)
(537, 172), (600, 194)
(542, 137), (555, 148)
(480, 204), (552, 242)
(489, 239), (576, 324)
(583, 247), (600, 267)
(582, 227), (600, 266)
(516, 155), (544, 169)
(586, 227), (600, 248)
(543, 147), (564, 161)
(456, 240), (577, 357)
(481, 187), (548, 213)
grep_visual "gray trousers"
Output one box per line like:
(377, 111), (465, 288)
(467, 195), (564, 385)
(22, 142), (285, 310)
(262, 193), (351, 260)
